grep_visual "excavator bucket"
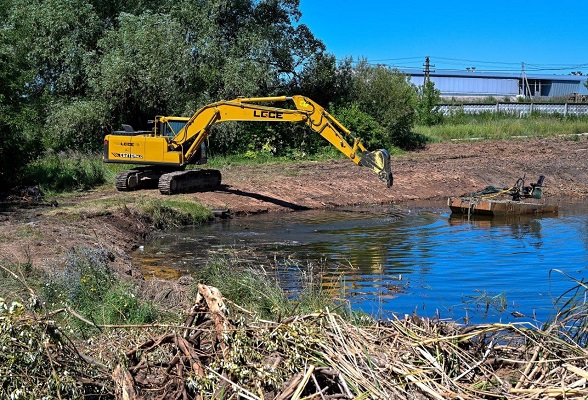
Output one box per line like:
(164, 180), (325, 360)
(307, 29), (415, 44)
(359, 149), (393, 187)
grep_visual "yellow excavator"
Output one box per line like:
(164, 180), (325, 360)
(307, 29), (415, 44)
(103, 95), (393, 194)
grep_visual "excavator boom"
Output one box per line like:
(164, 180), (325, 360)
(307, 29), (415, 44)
(103, 95), (393, 193)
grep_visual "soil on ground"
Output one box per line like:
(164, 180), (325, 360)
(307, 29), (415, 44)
(1, 137), (587, 276)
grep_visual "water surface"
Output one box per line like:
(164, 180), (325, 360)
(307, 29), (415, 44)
(137, 201), (588, 324)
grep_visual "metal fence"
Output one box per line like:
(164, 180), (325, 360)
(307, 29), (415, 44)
(439, 103), (588, 116)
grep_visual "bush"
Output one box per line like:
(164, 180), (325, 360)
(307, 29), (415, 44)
(333, 103), (384, 149)
(349, 61), (417, 149)
(43, 99), (109, 152)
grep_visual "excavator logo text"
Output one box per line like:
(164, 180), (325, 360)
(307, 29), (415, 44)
(253, 110), (283, 119)
(112, 152), (143, 159)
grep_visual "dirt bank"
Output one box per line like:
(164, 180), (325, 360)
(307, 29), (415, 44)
(1, 137), (587, 273)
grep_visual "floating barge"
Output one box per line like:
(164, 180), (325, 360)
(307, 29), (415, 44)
(448, 197), (558, 217)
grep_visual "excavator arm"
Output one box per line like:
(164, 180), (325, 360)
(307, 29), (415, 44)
(166, 95), (393, 187)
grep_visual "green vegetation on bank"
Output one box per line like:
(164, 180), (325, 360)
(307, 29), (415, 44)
(4, 250), (588, 398)
(133, 198), (214, 229)
(2, 0), (587, 193)
(416, 112), (588, 142)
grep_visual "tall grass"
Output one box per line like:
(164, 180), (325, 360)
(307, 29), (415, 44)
(416, 112), (588, 142)
(41, 247), (157, 332)
(23, 151), (107, 193)
(547, 269), (588, 346)
(194, 256), (347, 320)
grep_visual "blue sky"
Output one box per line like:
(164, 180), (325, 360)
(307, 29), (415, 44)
(298, 1), (588, 75)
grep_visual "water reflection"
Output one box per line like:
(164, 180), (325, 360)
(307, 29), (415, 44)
(136, 202), (588, 324)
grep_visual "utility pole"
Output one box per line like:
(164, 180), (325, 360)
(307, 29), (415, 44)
(423, 56), (434, 86)
(521, 62), (532, 98)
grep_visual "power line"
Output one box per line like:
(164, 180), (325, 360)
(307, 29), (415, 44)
(344, 55), (588, 74)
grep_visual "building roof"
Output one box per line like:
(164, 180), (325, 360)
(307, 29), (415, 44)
(399, 68), (588, 95)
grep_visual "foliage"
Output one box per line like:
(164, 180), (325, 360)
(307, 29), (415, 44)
(90, 11), (195, 129)
(9, 0), (100, 97)
(22, 151), (106, 192)
(349, 60), (418, 149)
(0, 297), (106, 399)
(416, 79), (443, 126)
(44, 99), (109, 152)
(333, 103), (384, 148)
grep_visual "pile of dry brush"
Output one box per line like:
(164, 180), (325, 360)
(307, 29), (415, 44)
(3, 283), (588, 399)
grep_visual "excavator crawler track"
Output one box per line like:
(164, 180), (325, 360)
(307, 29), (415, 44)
(158, 169), (222, 195)
(115, 170), (140, 191)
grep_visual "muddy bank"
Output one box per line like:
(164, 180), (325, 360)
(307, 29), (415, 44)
(186, 136), (588, 214)
(1, 137), (587, 273)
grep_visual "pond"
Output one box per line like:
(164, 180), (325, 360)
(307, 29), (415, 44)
(136, 200), (588, 325)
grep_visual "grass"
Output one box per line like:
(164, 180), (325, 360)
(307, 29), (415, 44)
(416, 112), (588, 142)
(133, 197), (214, 229)
(23, 151), (107, 193)
(194, 255), (346, 320)
(40, 247), (158, 333)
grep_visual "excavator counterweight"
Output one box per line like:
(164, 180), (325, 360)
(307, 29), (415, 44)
(103, 95), (393, 194)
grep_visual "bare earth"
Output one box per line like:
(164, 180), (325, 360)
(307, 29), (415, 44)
(1, 137), (587, 275)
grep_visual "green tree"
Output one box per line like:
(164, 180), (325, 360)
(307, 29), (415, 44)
(9, 0), (100, 97)
(89, 12), (195, 129)
(293, 53), (353, 107)
(333, 103), (384, 149)
(416, 79), (443, 126)
(350, 61), (418, 149)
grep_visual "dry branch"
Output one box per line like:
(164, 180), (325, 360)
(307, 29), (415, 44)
(104, 285), (588, 399)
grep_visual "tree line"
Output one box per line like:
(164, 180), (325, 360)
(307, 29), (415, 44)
(0, 0), (439, 189)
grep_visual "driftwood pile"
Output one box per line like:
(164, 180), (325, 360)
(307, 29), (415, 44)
(109, 284), (588, 399)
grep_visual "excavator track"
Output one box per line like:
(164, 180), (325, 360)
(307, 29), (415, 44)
(115, 168), (169, 191)
(158, 169), (222, 195)
(115, 170), (141, 191)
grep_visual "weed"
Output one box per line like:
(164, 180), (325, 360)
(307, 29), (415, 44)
(23, 151), (107, 193)
(16, 224), (41, 239)
(42, 247), (157, 332)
